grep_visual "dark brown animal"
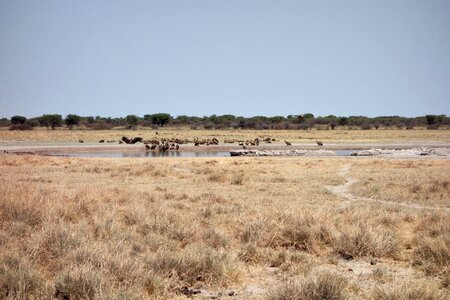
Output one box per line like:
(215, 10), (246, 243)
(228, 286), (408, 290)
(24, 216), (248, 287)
(131, 137), (143, 144)
(316, 140), (323, 146)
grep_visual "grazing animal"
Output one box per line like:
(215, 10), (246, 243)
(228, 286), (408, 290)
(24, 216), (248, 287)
(145, 144), (150, 150)
(285, 140), (291, 146)
(78, 139), (84, 143)
(122, 136), (131, 144)
(316, 140), (323, 146)
(150, 144), (157, 150)
(242, 144), (247, 149)
(99, 139), (105, 143)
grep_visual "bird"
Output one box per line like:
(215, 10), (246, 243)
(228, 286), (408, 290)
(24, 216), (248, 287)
(285, 140), (292, 146)
(316, 140), (323, 146)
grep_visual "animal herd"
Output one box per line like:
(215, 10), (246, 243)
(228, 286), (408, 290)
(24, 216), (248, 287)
(77, 136), (325, 149)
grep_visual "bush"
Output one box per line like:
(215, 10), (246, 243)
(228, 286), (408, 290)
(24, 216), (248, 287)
(9, 123), (33, 130)
(86, 122), (113, 130)
(427, 124), (440, 130)
(361, 122), (371, 130)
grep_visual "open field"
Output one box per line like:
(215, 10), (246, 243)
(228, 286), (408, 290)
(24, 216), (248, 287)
(1, 154), (449, 299)
(1, 127), (450, 145)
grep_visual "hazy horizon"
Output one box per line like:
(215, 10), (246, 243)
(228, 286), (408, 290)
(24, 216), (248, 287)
(1, 1), (449, 118)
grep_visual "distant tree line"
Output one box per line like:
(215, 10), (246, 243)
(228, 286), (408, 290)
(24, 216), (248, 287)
(2, 113), (449, 130)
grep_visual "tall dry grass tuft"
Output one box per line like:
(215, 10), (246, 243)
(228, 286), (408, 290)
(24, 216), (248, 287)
(413, 213), (450, 277)
(277, 212), (334, 254)
(0, 255), (46, 299)
(54, 266), (101, 299)
(334, 222), (399, 259)
(265, 271), (348, 300)
(372, 280), (443, 300)
(146, 245), (240, 286)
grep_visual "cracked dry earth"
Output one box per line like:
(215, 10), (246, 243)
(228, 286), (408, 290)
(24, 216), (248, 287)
(326, 165), (450, 212)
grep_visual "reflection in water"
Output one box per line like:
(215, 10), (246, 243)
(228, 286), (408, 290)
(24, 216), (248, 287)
(48, 150), (358, 158)
(58, 151), (231, 158)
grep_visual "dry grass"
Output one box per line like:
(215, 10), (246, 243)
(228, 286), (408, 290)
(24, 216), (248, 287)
(266, 271), (349, 300)
(351, 160), (450, 206)
(1, 127), (450, 145)
(0, 154), (449, 298)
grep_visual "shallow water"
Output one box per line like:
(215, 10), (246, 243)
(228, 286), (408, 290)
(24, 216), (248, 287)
(45, 149), (359, 158)
(49, 151), (232, 158)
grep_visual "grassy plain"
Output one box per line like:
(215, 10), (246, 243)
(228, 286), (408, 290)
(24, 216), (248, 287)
(0, 154), (449, 299)
(1, 127), (450, 144)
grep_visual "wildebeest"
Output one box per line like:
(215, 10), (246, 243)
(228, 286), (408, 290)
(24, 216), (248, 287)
(122, 136), (131, 144)
(316, 140), (323, 146)
(285, 140), (291, 146)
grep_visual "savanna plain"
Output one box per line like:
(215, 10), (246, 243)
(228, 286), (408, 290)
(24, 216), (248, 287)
(1, 129), (449, 299)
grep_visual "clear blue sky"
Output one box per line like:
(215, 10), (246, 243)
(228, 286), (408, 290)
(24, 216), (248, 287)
(1, 0), (449, 118)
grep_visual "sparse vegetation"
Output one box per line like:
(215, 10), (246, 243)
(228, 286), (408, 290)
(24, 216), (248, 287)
(0, 155), (448, 298)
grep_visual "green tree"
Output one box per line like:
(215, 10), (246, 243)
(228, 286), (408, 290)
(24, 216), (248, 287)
(126, 115), (139, 128)
(38, 114), (62, 130)
(65, 114), (81, 129)
(11, 115), (27, 124)
(145, 113), (171, 126)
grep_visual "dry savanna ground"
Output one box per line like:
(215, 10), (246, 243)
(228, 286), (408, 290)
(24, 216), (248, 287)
(1, 127), (450, 145)
(0, 154), (449, 299)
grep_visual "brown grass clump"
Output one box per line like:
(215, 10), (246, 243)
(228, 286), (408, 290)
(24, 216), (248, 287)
(413, 213), (450, 277)
(266, 271), (348, 300)
(372, 280), (443, 300)
(334, 222), (399, 259)
(146, 245), (239, 286)
(0, 255), (45, 299)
